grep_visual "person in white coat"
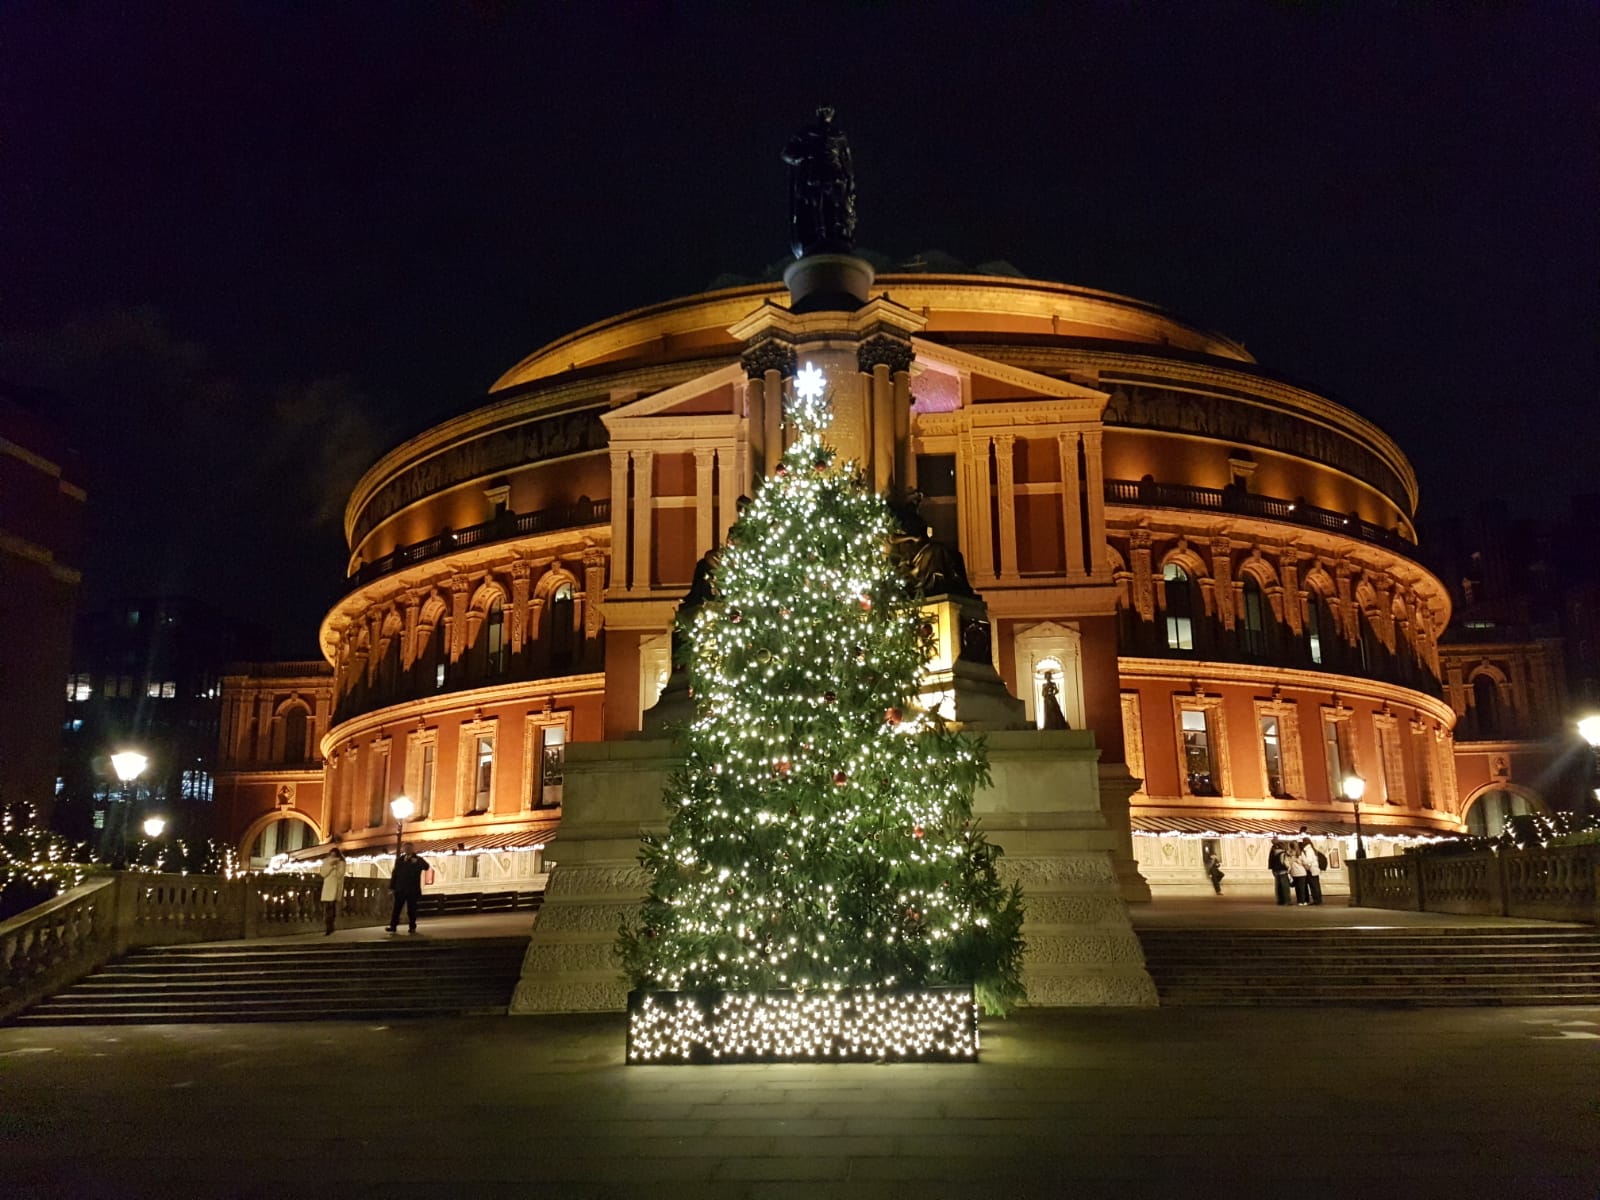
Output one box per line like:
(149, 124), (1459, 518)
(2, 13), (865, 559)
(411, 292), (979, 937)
(1300, 838), (1324, 906)
(319, 845), (348, 935)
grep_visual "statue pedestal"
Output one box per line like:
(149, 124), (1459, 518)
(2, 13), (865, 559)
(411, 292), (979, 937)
(920, 593), (1028, 730)
(977, 730), (1157, 1006)
(510, 741), (676, 1014)
(512, 730), (1155, 1014)
(783, 253), (874, 313)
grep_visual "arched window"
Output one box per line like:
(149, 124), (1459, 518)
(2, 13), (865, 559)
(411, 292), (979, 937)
(549, 583), (575, 668)
(281, 706), (308, 764)
(1472, 674), (1501, 739)
(1162, 563), (1194, 652)
(1358, 611), (1383, 674)
(1241, 577), (1268, 657)
(246, 816), (315, 868)
(418, 623), (446, 691)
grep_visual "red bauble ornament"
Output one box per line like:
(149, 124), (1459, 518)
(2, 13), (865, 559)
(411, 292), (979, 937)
(824, 690), (837, 704)
(858, 595), (872, 611)
(774, 758), (792, 776)
(913, 826), (925, 839)
(884, 707), (901, 726)
(833, 770), (850, 785)
(775, 463), (788, 477)
(729, 609), (743, 623)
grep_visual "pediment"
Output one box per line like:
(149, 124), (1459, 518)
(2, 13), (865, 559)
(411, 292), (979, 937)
(910, 339), (1107, 412)
(601, 363), (746, 430)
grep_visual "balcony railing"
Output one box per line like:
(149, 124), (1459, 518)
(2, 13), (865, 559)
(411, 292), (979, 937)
(348, 497), (610, 591)
(1104, 479), (1419, 559)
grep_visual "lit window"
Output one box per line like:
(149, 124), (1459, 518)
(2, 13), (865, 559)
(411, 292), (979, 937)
(161, 681), (176, 699)
(1307, 597), (1324, 665)
(472, 736), (494, 814)
(435, 662), (446, 689)
(67, 673), (91, 702)
(147, 682), (163, 698)
(1181, 709), (1217, 795)
(92, 810), (106, 829)
(1241, 578), (1268, 657)
(1163, 563), (1194, 651)
(486, 600), (507, 674)
(1260, 716), (1285, 797)
(537, 726), (566, 808)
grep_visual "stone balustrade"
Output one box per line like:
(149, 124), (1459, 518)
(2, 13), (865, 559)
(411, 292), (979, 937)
(1350, 844), (1600, 923)
(0, 871), (393, 1020)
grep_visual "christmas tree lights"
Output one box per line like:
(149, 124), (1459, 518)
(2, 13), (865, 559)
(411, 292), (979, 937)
(620, 363), (1023, 1063)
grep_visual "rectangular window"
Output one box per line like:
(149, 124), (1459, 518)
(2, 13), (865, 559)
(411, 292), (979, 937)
(368, 746), (390, 827)
(435, 662), (446, 689)
(1412, 723), (1437, 809)
(1374, 715), (1406, 805)
(472, 736), (494, 814)
(539, 727), (566, 808)
(1323, 713), (1354, 800)
(67, 673), (91, 702)
(1260, 716), (1285, 798)
(161, 681), (176, 699)
(420, 742), (436, 819)
(147, 681), (163, 698)
(1181, 709), (1216, 796)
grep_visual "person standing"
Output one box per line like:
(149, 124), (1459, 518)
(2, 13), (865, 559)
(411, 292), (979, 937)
(318, 845), (347, 935)
(1286, 837), (1310, 904)
(1202, 843), (1225, 895)
(1301, 838), (1325, 906)
(1268, 839), (1292, 906)
(387, 843), (431, 933)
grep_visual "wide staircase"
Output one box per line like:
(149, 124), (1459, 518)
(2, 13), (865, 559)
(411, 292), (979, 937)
(11, 934), (531, 1026)
(1137, 926), (1600, 1006)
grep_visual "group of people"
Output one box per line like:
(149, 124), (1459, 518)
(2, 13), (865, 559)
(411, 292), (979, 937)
(1269, 835), (1327, 906)
(315, 843), (434, 934)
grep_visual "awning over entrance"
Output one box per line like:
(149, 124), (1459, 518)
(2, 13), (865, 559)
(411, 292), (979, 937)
(1131, 814), (1447, 840)
(285, 819), (561, 863)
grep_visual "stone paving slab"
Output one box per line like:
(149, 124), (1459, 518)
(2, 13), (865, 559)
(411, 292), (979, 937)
(2, 1005), (1597, 1199)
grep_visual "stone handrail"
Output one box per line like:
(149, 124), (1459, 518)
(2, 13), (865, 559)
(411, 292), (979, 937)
(1350, 844), (1600, 923)
(0, 872), (395, 1021)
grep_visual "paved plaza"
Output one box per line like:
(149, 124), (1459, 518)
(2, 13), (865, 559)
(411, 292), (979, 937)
(3, 998), (1597, 1200)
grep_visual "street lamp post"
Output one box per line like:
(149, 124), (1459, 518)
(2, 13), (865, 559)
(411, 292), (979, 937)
(110, 750), (148, 865)
(389, 795), (415, 860)
(1343, 774), (1367, 860)
(1578, 716), (1600, 820)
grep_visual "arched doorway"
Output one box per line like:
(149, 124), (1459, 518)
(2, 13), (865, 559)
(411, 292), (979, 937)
(1462, 786), (1540, 838)
(242, 812), (321, 868)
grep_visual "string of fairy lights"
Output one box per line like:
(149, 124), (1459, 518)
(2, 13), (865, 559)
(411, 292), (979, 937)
(620, 362), (1023, 1060)
(626, 987), (979, 1063)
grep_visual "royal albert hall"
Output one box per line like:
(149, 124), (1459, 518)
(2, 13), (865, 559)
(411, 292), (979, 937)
(217, 245), (1461, 897)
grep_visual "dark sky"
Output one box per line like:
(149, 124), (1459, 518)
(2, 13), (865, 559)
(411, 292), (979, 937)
(3, 3), (1595, 655)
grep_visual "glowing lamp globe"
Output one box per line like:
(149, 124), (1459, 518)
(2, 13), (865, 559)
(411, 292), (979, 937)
(1342, 775), (1366, 803)
(142, 816), (167, 838)
(1578, 715), (1600, 749)
(111, 751), (149, 784)
(390, 795), (415, 822)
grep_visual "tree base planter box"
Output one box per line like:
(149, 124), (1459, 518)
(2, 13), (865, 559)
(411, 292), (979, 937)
(625, 987), (979, 1064)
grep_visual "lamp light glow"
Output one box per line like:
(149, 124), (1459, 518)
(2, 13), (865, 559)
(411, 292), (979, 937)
(111, 751), (148, 783)
(1577, 715), (1600, 749)
(1342, 775), (1366, 802)
(142, 816), (166, 838)
(390, 795), (415, 822)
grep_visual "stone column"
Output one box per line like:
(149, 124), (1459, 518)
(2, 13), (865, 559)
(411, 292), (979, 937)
(969, 432), (995, 581)
(1211, 538), (1235, 630)
(583, 551), (608, 640)
(1059, 431), (1086, 581)
(400, 593), (421, 670)
(1081, 430), (1107, 580)
(631, 449), (654, 594)
(994, 433), (1018, 581)
(609, 449), (631, 592)
(693, 446), (716, 560)
(857, 334), (914, 495)
(741, 338), (795, 477)
(1129, 530), (1155, 621)
(716, 444), (740, 544)
(449, 578), (470, 662)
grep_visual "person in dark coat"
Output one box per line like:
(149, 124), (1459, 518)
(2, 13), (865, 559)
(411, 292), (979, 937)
(387, 844), (431, 933)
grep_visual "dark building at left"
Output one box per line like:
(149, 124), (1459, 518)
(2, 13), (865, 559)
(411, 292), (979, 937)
(58, 597), (267, 857)
(0, 382), (87, 824)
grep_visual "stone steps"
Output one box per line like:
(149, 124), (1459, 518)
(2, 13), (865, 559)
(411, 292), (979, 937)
(1136, 926), (1600, 1006)
(12, 936), (530, 1026)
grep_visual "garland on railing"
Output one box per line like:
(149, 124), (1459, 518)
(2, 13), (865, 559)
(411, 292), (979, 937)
(1402, 811), (1600, 858)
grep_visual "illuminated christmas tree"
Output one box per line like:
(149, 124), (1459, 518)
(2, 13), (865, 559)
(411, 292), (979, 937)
(620, 362), (1024, 1025)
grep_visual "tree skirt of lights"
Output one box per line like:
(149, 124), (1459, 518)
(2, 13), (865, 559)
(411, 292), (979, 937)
(625, 986), (979, 1064)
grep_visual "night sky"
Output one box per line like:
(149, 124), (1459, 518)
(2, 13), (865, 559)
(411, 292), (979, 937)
(3, 4), (1595, 656)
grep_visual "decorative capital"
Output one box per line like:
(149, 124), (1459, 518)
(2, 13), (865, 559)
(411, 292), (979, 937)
(741, 337), (797, 379)
(856, 334), (914, 376)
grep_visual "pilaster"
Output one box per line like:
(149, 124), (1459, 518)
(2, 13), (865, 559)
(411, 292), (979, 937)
(631, 448), (654, 594)
(994, 433), (1018, 582)
(1059, 432), (1086, 581)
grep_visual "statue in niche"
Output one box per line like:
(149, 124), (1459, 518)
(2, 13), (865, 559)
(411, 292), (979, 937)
(1039, 671), (1071, 730)
(888, 489), (975, 598)
(782, 106), (857, 259)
